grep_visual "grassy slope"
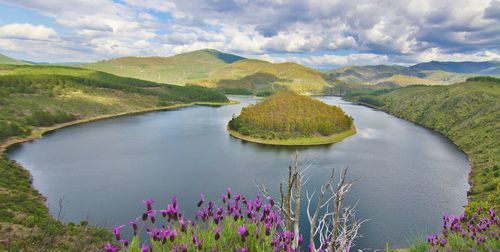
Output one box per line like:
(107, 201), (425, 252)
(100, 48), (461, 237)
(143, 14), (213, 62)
(349, 78), (500, 209)
(84, 49), (337, 94)
(192, 59), (335, 93)
(0, 65), (230, 251)
(0, 54), (29, 65)
(375, 74), (439, 86)
(83, 49), (243, 85)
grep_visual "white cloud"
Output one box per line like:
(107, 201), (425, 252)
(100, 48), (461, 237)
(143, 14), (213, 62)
(292, 53), (391, 69)
(0, 23), (58, 41)
(0, 0), (498, 65)
(415, 47), (500, 62)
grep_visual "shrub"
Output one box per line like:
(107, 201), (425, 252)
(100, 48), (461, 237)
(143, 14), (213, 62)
(0, 121), (26, 141)
(25, 110), (77, 127)
(358, 96), (385, 107)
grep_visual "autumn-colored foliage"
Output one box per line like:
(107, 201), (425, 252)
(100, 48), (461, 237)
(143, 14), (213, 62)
(228, 92), (353, 139)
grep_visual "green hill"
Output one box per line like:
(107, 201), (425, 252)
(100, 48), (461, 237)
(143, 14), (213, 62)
(0, 53), (30, 65)
(328, 65), (407, 83)
(83, 49), (244, 85)
(84, 49), (338, 95)
(190, 59), (335, 94)
(0, 65), (228, 142)
(348, 77), (500, 209)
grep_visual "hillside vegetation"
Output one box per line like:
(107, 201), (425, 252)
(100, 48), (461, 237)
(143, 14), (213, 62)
(228, 92), (354, 144)
(82, 50), (500, 94)
(191, 59), (335, 94)
(83, 49), (244, 85)
(0, 65), (228, 142)
(348, 77), (500, 209)
(84, 50), (339, 95)
(0, 65), (229, 251)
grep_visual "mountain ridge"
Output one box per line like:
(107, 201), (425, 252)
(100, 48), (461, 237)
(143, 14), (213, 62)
(3, 49), (500, 93)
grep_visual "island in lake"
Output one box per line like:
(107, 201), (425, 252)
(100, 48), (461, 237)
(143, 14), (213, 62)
(227, 92), (356, 145)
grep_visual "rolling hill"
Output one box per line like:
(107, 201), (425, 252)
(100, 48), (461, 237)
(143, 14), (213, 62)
(410, 61), (500, 75)
(328, 61), (500, 87)
(189, 59), (335, 93)
(0, 53), (30, 65)
(83, 49), (244, 85)
(328, 65), (470, 87)
(83, 49), (338, 95)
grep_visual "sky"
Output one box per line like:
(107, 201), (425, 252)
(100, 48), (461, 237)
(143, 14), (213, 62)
(0, 0), (499, 69)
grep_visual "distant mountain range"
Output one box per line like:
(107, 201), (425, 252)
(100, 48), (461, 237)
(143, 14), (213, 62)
(1, 49), (499, 94)
(329, 61), (500, 87)
(410, 61), (500, 75)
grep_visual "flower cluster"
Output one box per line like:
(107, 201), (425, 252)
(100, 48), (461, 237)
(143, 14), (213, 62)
(427, 207), (499, 251)
(103, 189), (307, 251)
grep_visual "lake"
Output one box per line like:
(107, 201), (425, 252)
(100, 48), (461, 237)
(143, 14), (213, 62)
(8, 96), (469, 250)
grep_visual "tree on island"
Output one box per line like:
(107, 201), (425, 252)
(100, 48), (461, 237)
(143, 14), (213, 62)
(228, 92), (354, 140)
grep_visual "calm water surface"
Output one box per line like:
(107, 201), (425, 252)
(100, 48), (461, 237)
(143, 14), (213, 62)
(8, 96), (469, 250)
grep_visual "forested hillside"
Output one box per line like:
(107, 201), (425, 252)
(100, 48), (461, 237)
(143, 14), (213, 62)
(191, 59), (336, 94)
(83, 49), (244, 85)
(348, 77), (500, 209)
(0, 65), (228, 142)
(84, 50), (339, 95)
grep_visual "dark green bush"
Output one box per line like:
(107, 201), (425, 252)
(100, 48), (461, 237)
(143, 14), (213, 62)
(0, 121), (26, 141)
(25, 110), (77, 127)
(358, 96), (385, 107)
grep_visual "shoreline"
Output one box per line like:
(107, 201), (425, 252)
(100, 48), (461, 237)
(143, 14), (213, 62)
(1, 100), (239, 153)
(227, 125), (356, 146)
(342, 96), (473, 206)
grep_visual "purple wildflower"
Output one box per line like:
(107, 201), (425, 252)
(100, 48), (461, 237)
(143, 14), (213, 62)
(113, 225), (124, 241)
(237, 225), (249, 242)
(439, 238), (447, 247)
(140, 244), (150, 252)
(197, 194), (205, 207)
(142, 198), (154, 211)
(214, 226), (222, 240)
(146, 209), (157, 223)
(103, 242), (119, 252)
(128, 220), (138, 235)
(180, 218), (187, 233)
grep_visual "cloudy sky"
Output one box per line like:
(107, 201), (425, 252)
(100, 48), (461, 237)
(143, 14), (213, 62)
(0, 0), (499, 69)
